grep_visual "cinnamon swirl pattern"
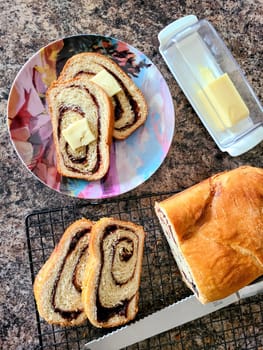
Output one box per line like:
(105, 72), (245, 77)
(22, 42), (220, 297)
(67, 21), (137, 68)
(33, 218), (93, 326)
(58, 53), (148, 140)
(82, 218), (146, 328)
(46, 76), (114, 181)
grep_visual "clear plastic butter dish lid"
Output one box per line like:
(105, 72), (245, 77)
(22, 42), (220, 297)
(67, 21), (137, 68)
(158, 15), (263, 156)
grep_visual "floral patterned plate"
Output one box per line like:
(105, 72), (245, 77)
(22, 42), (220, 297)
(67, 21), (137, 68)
(7, 35), (175, 199)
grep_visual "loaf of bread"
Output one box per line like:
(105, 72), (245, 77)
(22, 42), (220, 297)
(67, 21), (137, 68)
(82, 217), (146, 328)
(33, 218), (93, 326)
(46, 75), (114, 181)
(155, 166), (263, 304)
(57, 52), (148, 140)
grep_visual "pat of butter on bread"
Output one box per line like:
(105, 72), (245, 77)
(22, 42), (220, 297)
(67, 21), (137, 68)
(62, 118), (96, 150)
(91, 69), (122, 97)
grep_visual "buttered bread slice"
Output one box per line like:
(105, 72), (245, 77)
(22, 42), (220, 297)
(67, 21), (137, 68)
(82, 217), (146, 328)
(33, 218), (93, 326)
(46, 76), (114, 181)
(58, 52), (148, 140)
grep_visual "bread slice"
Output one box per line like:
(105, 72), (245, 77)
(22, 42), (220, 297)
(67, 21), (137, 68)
(57, 52), (148, 140)
(33, 218), (93, 326)
(82, 217), (146, 328)
(155, 166), (263, 304)
(46, 75), (114, 181)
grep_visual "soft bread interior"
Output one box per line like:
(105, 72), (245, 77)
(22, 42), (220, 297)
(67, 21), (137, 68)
(154, 204), (197, 295)
(54, 232), (90, 310)
(99, 228), (140, 307)
(58, 87), (98, 172)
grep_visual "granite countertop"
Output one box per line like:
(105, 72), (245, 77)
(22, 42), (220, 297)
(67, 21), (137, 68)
(1, 1), (262, 349)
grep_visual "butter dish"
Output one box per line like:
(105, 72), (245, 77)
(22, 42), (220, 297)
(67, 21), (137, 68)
(158, 15), (263, 156)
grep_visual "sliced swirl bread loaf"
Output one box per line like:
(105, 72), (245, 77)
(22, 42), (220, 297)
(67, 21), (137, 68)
(33, 218), (93, 326)
(82, 217), (146, 328)
(155, 166), (263, 304)
(46, 75), (114, 181)
(57, 52), (148, 140)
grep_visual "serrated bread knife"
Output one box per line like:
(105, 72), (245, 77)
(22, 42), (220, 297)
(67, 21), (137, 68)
(84, 279), (263, 350)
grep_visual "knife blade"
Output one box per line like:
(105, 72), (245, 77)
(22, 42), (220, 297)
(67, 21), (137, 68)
(84, 279), (263, 350)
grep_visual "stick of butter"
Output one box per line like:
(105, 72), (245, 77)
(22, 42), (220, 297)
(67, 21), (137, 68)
(62, 118), (96, 150)
(200, 69), (249, 129)
(91, 69), (122, 96)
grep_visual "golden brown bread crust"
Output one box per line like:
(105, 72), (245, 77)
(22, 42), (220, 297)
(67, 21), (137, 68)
(155, 166), (263, 303)
(58, 52), (148, 140)
(33, 218), (93, 326)
(46, 75), (114, 181)
(82, 217), (146, 328)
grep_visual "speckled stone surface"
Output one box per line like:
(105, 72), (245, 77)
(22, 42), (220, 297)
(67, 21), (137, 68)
(0, 1), (262, 349)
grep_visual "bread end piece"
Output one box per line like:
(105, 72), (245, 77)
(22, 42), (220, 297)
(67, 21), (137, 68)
(155, 166), (263, 303)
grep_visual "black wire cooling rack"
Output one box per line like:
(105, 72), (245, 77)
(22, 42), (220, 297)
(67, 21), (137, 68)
(25, 191), (263, 350)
